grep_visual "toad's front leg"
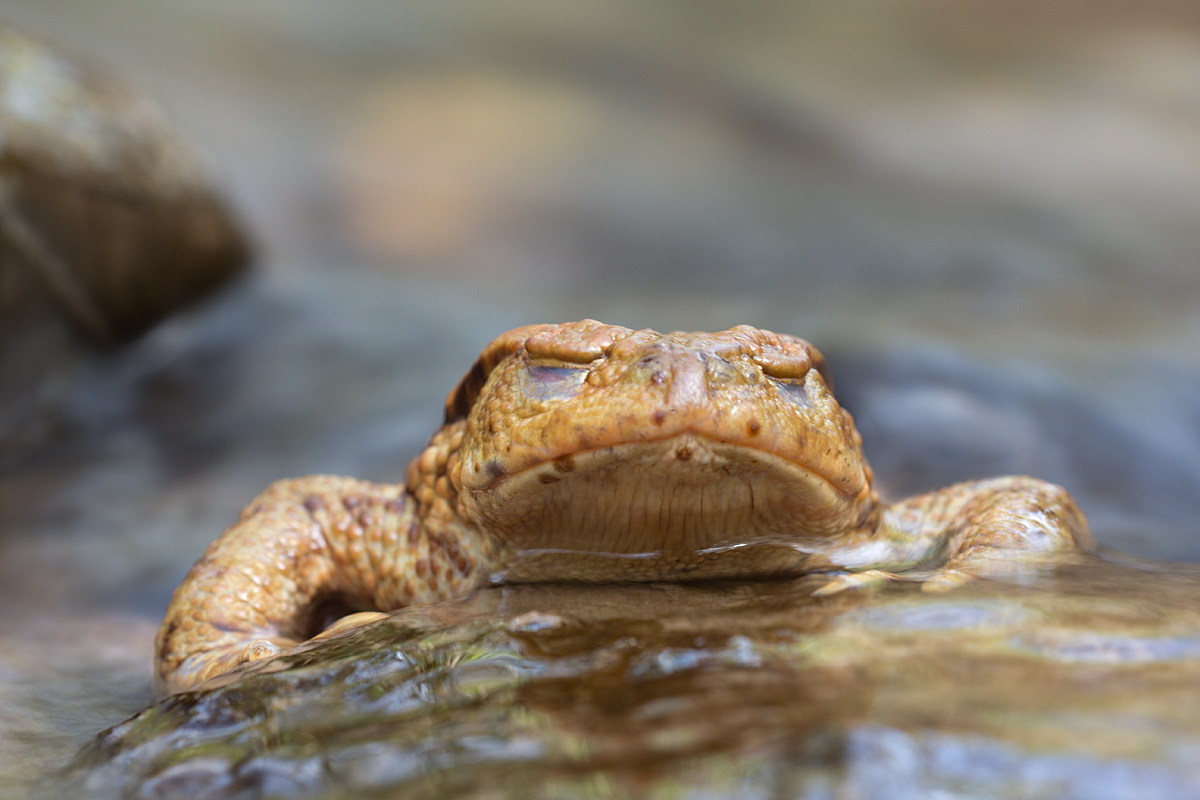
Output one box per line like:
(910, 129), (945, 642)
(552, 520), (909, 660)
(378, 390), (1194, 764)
(154, 475), (485, 694)
(909, 476), (1092, 591)
(817, 476), (1092, 595)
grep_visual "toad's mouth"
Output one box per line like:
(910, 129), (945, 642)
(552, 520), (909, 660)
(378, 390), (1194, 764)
(463, 433), (866, 570)
(463, 431), (852, 496)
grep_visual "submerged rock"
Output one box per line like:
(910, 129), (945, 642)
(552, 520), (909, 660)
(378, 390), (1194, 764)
(48, 559), (1200, 799)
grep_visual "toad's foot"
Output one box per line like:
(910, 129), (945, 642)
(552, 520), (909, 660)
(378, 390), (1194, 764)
(193, 613), (392, 687)
(231, 612), (390, 671)
(310, 611), (391, 641)
(900, 476), (1092, 594)
(811, 567), (995, 596)
(239, 639), (287, 664)
(154, 475), (485, 695)
(812, 569), (900, 596)
(811, 568), (968, 596)
(817, 477), (1093, 597)
(161, 636), (300, 692)
(924, 477), (1092, 592)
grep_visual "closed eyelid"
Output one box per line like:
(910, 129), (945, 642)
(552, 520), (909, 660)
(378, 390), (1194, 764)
(527, 365), (587, 378)
(521, 364), (589, 401)
(770, 376), (814, 408)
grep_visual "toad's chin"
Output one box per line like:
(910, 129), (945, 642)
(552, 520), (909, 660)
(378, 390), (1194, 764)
(462, 433), (870, 583)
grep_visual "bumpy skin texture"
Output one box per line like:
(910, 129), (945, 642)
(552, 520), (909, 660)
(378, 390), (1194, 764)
(156, 321), (1092, 693)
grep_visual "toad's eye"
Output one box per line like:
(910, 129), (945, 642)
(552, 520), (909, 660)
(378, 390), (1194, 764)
(771, 378), (813, 409)
(522, 365), (588, 402)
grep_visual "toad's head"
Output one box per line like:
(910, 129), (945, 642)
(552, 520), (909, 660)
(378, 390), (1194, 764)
(442, 320), (879, 581)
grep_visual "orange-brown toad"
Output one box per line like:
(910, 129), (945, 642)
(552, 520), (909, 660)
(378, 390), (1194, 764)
(155, 320), (1091, 692)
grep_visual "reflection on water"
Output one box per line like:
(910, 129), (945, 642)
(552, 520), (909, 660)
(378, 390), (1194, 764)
(838, 598), (1034, 631)
(44, 562), (1200, 799)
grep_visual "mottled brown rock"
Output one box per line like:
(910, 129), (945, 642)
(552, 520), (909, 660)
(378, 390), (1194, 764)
(0, 26), (248, 344)
(156, 321), (1092, 693)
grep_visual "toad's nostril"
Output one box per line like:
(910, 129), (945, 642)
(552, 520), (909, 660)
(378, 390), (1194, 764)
(623, 353), (670, 386)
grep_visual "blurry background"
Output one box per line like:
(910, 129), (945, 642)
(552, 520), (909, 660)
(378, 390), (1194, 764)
(1, 0), (1199, 789)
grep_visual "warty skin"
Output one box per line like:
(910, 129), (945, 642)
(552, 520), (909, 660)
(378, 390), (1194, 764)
(156, 320), (1091, 693)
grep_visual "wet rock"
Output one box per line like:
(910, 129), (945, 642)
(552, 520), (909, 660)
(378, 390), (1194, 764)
(46, 563), (1200, 799)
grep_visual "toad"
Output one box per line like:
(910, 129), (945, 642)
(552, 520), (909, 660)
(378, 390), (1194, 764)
(155, 320), (1091, 693)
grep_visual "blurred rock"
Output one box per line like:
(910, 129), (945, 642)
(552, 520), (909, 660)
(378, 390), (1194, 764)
(0, 26), (249, 462)
(830, 347), (1200, 562)
(0, 27), (249, 343)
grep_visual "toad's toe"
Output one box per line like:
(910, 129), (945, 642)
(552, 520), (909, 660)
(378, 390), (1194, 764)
(311, 611), (390, 641)
(812, 569), (898, 596)
(238, 640), (284, 665)
(920, 568), (972, 594)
